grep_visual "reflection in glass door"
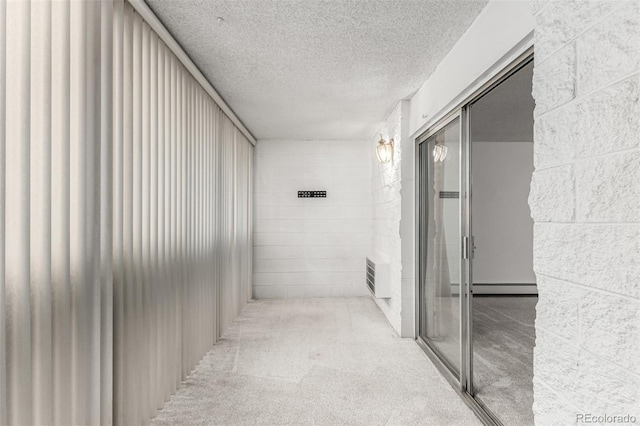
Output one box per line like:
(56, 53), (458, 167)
(418, 116), (462, 376)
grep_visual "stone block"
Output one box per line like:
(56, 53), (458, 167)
(575, 75), (640, 159)
(533, 329), (640, 418)
(535, 275), (579, 340)
(532, 0), (550, 16)
(533, 379), (582, 426)
(571, 348), (640, 418)
(529, 165), (575, 222)
(533, 42), (576, 116)
(579, 289), (640, 375)
(533, 223), (640, 298)
(534, 1), (622, 63)
(535, 334), (640, 420)
(577, 1), (640, 96)
(533, 103), (578, 170)
(576, 150), (640, 222)
(533, 329), (580, 396)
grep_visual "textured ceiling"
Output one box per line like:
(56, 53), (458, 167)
(470, 61), (534, 143)
(146, 0), (488, 140)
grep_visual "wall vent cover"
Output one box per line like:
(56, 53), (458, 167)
(365, 256), (391, 298)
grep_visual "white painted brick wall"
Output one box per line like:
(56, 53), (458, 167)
(371, 101), (415, 337)
(530, 1), (640, 422)
(253, 140), (372, 298)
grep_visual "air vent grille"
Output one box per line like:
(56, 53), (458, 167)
(365, 256), (390, 298)
(366, 258), (375, 293)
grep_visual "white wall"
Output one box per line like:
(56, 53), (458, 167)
(253, 140), (372, 298)
(472, 142), (535, 284)
(371, 101), (414, 337)
(530, 1), (640, 423)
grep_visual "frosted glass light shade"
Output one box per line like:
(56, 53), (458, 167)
(376, 136), (394, 163)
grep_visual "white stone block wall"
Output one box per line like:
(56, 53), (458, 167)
(371, 101), (414, 337)
(530, 1), (640, 423)
(253, 140), (372, 298)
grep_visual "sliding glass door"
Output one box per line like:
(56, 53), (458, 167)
(416, 52), (534, 426)
(417, 115), (467, 379)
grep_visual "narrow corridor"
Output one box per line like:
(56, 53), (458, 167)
(151, 298), (481, 425)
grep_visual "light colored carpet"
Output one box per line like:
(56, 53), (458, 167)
(151, 297), (481, 426)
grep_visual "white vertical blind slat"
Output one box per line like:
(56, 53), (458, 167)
(172, 58), (180, 383)
(183, 75), (190, 375)
(131, 13), (143, 424)
(174, 57), (182, 382)
(198, 91), (204, 357)
(100, 0), (114, 424)
(160, 40), (169, 399)
(191, 84), (196, 366)
(84, 2), (102, 422)
(69, 0), (89, 422)
(112, 1), (125, 423)
(50, 1), (72, 424)
(188, 84), (194, 364)
(148, 28), (160, 415)
(170, 53), (176, 397)
(5, 0), (32, 424)
(29, 0), (52, 422)
(121, 3), (135, 423)
(0, 0), (7, 420)
(156, 38), (165, 410)
(140, 19), (152, 422)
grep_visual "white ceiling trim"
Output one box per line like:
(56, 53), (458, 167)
(128, 0), (257, 145)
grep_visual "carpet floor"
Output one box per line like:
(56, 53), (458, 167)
(151, 297), (481, 425)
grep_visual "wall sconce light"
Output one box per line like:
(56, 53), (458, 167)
(376, 134), (394, 164)
(432, 143), (448, 163)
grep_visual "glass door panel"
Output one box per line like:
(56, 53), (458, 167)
(469, 58), (536, 426)
(418, 117), (462, 376)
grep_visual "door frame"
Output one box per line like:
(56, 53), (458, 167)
(414, 48), (534, 426)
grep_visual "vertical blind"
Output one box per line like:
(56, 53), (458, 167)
(0, 0), (254, 424)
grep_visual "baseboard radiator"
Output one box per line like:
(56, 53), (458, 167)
(366, 256), (391, 298)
